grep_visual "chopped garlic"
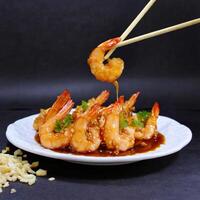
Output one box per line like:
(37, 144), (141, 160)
(48, 177), (55, 181)
(14, 149), (23, 156)
(3, 182), (9, 188)
(10, 188), (16, 194)
(0, 148), (48, 193)
(1, 150), (6, 154)
(31, 161), (39, 168)
(2, 147), (10, 154)
(36, 169), (47, 176)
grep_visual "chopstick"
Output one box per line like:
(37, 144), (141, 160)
(104, 0), (157, 60)
(116, 18), (200, 48)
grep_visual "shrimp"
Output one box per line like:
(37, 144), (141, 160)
(38, 99), (74, 149)
(103, 101), (135, 152)
(87, 37), (124, 83)
(33, 90), (70, 131)
(134, 102), (160, 140)
(70, 104), (101, 153)
(73, 90), (109, 119)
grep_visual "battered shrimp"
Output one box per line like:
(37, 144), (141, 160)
(88, 37), (124, 83)
(33, 90), (70, 131)
(71, 104), (101, 153)
(38, 99), (74, 149)
(134, 102), (160, 140)
(104, 101), (135, 152)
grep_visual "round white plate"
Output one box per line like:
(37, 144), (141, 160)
(6, 114), (192, 165)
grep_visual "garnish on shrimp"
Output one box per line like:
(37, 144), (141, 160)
(87, 37), (124, 83)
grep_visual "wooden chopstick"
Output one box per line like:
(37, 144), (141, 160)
(116, 18), (200, 48)
(104, 0), (157, 60)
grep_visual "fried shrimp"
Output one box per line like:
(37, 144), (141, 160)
(71, 104), (101, 153)
(103, 100), (135, 152)
(134, 102), (160, 140)
(33, 89), (161, 155)
(38, 99), (74, 149)
(88, 37), (124, 83)
(33, 90), (70, 131)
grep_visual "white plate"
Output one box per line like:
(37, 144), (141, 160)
(6, 114), (192, 165)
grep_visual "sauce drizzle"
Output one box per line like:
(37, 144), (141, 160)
(113, 80), (119, 100)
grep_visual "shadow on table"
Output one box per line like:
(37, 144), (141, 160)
(49, 154), (177, 181)
(7, 142), (178, 184)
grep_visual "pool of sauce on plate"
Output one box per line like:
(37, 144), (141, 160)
(35, 133), (165, 157)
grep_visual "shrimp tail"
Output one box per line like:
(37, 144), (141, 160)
(117, 96), (125, 104)
(98, 37), (121, 51)
(56, 99), (74, 120)
(100, 95), (124, 115)
(123, 92), (140, 112)
(152, 102), (160, 117)
(128, 92), (140, 106)
(131, 92), (140, 103)
(86, 104), (101, 120)
(95, 90), (110, 105)
(46, 90), (71, 120)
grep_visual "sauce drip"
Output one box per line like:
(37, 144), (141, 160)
(35, 133), (165, 157)
(113, 80), (119, 100)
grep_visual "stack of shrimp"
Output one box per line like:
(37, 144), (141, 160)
(33, 90), (160, 154)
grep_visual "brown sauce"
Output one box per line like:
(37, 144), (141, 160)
(113, 80), (119, 100)
(35, 133), (165, 157)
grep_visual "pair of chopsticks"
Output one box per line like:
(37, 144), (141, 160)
(105, 0), (200, 60)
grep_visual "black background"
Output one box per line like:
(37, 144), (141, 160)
(0, 0), (199, 199)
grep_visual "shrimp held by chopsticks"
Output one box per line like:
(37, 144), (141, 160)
(87, 37), (124, 83)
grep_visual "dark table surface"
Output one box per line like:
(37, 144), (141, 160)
(0, 0), (199, 199)
(0, 108), (199, 200)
